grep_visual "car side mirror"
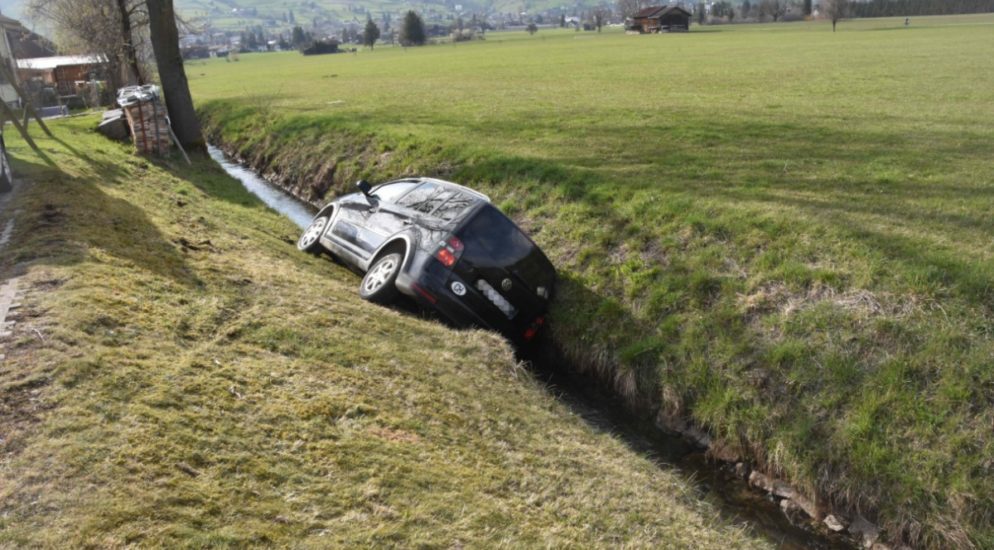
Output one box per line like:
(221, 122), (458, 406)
(356, 179), (372, 196)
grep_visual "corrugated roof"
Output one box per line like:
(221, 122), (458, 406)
(0, 14), (25, 30)
(16, 55), (108, 70)
(662, 6), (692, 16)
(633, 6), (665, 18)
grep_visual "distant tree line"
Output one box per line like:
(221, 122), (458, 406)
(399, 10), (426, 46)
(710, 1), (737, 20)
(290, 25), (313, 47)
(363, 18), (380, 49)
(847, 0), (994, 17)
(622, 0), (992, 24)
(240, 26), (267, 50)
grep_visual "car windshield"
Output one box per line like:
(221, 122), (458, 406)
(373, 181), (418, 203)
(457, 205), (535, 267)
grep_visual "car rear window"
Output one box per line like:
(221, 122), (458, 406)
(457, 205), (535, 266)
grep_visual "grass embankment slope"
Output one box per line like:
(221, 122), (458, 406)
(0, 118), (769, 547)
(192, 15), (994, 548)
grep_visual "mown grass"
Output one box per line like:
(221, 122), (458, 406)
(191, 15), (994, 548)
(0, 116), (773, 547)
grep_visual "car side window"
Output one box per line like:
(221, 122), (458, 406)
(397, 182), (441, 213)
(420, 189), (454, 215)
(373, 182), (418, 204)
(434, 192), (476, 221)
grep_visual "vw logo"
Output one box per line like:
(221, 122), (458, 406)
(451, 281), (467, 296)
(501, 278), (513, 292)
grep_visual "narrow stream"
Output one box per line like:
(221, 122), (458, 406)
(529, 354), (852, 550)
(208, 145), (316, 228)
(210, 146), (853, 550)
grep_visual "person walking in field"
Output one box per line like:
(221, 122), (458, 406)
(905, 18), (910, 26)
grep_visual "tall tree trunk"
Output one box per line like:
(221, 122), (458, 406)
(146, 0), (205, 152)
(106, 57), (124, 96)
(117, 0), (145, 85)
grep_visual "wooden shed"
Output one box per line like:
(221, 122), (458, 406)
(630, 6), (692, 33)
(16, 55), (108, 97)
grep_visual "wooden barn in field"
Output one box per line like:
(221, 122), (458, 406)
(629, 6), (692, 33)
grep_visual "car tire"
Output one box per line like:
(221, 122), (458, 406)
(297, 216), (328, 254)
(360, 251), (402, 304)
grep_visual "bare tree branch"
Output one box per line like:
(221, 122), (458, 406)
(27, 0), (152, 88)
(824, 0), (850, 31)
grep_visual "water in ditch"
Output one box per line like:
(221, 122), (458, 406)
(211, 146), (854, 549)
(208, 145), (316, 229)
(528, 353), (853, 550)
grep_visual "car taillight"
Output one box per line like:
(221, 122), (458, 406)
(434, 236), (464, 268)
(523, 316), (545, 342)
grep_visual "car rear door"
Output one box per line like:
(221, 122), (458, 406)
(362, 181), (471, 262)
(379, 181), (459, 249)
(329, 181), (416, 261)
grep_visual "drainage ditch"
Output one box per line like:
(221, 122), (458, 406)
(210, 145), (854, 549)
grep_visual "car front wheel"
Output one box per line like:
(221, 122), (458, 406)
(297, 216), (328, 254)
(360, 252), (402, 304)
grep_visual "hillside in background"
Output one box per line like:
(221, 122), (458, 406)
(183, 0), (598, 26)
(0, 0), (609, 35)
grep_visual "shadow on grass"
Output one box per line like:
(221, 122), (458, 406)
(720, 186), (994, 308)
(518, 278), (853, 550)
(7, 156), (200, 288)
(23, 132), (132, 184)
(455, 114), (994, 301)
(541, 275), (666, 411)
(165, 156), (277, 210)
(201, 99), (994, 312)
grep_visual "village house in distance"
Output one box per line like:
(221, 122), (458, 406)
(628, 6), (692, 32)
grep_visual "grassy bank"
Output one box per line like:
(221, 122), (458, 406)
(0, 117), (770, 547)
(192, 15), (994, 548)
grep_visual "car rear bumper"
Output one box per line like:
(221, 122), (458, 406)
(402, 264), (547, 345)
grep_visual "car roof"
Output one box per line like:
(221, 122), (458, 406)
(382, 177), (491, 203)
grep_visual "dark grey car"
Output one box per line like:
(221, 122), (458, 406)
(297, 177), (556, 344)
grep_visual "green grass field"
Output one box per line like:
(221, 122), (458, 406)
(0, 117), (773, 548)
(191, 15), (994, 548)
